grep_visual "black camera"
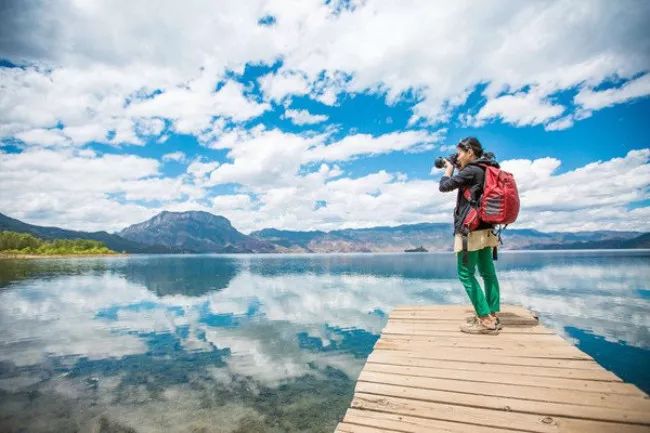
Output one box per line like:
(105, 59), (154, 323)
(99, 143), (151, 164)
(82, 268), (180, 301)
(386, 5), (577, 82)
(434, 153), (459, 169)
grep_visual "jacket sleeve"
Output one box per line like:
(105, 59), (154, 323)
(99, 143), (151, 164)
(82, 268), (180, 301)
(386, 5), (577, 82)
(439, 167), (475, 192)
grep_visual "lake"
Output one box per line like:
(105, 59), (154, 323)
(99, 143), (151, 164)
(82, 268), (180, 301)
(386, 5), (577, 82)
(0, 250), (648, 432)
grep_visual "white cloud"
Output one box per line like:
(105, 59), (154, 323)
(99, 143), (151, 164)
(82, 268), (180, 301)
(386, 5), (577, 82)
(212, 194), (255, 211)
(258, 70), (310, 102)
(1, 0), (648, 144)
(575, 73), (650, 111)
(0, 148), (203, 231)
(127, 80), (269, 135)
(1, 137), (648, 235)
(500, 148), (650, 231)
(134, 117), (166, 136)
(283, 108), (328, 125)
(14, 128), (71, 147)
(204, 148), (650, 234)
(303, 130), (442, 162)
(162, 151), (187, 163)
(544, 116), (574, 131)
(198, 127), (442, 196)
(472, 88), (565, 127)
(267, 0), (649, 126)
(206, 127), (321, 187)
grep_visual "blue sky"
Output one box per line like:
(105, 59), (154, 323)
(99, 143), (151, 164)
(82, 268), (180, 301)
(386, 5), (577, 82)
(0, 1), (649, 233)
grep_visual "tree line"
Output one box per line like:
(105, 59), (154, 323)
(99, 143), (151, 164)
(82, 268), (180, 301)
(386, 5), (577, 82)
(0, 231), (115, 255)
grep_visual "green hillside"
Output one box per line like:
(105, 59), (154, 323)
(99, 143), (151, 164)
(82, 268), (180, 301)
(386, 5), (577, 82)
(0, 231), (116, 256)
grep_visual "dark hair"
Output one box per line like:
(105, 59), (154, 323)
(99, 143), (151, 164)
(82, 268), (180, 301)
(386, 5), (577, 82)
(457, 137), (483, 157)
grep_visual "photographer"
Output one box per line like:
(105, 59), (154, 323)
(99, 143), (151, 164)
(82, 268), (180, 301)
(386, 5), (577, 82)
(437, 137), (502, 334)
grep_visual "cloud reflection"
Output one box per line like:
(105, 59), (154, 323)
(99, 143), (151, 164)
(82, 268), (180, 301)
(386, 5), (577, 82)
(0, 251), (648, 432)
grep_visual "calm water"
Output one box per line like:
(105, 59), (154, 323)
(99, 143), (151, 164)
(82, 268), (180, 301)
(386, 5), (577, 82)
(0, 250), (649, 432)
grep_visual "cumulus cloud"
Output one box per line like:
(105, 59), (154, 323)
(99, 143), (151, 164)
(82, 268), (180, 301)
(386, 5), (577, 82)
(127, 80), (269, 135)
(212, 194), (255, 211)
(471, 88), (565, 127)
(283, 108), (328, 125)
(258, 70), (311, 102)
(0, 148), (202, 231)
(575, 73), (650, 111)
(1, 141), (648, 234)
(500, 149), (650, 231)
(162, 151), (187, 163)
(303, 129), (443, 162)
(1, 0), (649, 144)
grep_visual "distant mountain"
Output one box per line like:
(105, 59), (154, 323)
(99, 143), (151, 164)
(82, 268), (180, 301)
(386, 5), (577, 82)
(0, 212), (176, 253)
(249, 223), (648, 252)
(3, 210), (648, 254)
(528, 232), (650, 250)
(119, 211), (278, 253)
(249, 222), (452, 252)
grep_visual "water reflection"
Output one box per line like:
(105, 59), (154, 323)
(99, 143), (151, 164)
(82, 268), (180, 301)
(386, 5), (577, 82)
(117, 255), (240, 296)
(0, 250), (648, 432)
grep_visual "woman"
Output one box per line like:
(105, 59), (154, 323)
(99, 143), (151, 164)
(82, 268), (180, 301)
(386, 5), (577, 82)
(438, 137), (502, 334)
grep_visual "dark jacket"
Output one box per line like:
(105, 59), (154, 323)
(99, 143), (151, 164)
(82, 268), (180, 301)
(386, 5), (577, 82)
(439, 157), (501, 235)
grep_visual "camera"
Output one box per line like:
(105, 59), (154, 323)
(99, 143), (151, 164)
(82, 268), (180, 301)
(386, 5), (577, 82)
(434, 153), (459, 169)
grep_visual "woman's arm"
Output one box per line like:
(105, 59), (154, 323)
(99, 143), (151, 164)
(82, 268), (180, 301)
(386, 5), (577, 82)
(439, 164), (474, 192)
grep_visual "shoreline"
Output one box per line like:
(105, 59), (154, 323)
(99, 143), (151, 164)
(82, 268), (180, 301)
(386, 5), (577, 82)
(2, 249), (648, 260)
(0, 253), (128, 260)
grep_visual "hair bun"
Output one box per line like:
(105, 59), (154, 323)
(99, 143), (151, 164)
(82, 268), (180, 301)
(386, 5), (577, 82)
(459, 137), (484, 157)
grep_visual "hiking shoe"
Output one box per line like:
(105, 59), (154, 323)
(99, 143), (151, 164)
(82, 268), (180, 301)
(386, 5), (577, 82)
(460, 320), (500, 335)
(465, 315), (503, 330)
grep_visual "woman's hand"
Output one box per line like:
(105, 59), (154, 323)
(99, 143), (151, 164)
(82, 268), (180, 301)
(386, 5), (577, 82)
(444, 159), (454, 177)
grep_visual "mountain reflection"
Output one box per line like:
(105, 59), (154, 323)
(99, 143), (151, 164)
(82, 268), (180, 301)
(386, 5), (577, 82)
(117, 255), (240, 296)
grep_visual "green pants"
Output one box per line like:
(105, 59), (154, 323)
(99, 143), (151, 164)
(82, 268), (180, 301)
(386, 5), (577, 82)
(457, 246), (500, 317)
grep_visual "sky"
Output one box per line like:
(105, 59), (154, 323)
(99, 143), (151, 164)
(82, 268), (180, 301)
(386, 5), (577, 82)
(0, 0), (649, 235)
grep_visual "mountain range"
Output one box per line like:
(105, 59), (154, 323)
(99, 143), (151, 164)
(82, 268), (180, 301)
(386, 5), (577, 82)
(1, 210), (648, 253)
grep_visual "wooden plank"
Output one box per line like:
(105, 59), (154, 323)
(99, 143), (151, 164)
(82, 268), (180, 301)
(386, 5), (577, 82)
(352, 393), (649, 433)
(357, 369), (643, 401)
(379, 332), (569, 344)
(374, 340), (591, 359)
(390, 309), (535, 316)
(365, 361), (623, 383)
(357, 370), (648, 407)
(366, 354), (621, 381)
(371, 349), (605, 370)
(342, 408), (530, 433)
(393, 304), (532, 311)
(335, 422), (402, 433)
(362, 363), (629, 395)
(379, 335), (576, 348)
(394, 308), (538, 316)
(390, 307), (537, 315)
(390, 315), (539, 326)
(384, 323), (553, 334)
(354, 382), (650, 425)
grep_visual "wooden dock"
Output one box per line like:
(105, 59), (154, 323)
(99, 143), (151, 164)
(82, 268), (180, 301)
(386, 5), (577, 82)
(335, 304), (650, 433)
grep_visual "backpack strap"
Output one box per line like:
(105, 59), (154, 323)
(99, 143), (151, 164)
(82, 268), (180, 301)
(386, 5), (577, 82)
(461, 233), (469, 265)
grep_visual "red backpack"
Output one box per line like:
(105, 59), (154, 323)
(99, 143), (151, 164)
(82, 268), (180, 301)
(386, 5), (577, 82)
(460, 164), (520, 260)
(477, 164), (520, 225)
